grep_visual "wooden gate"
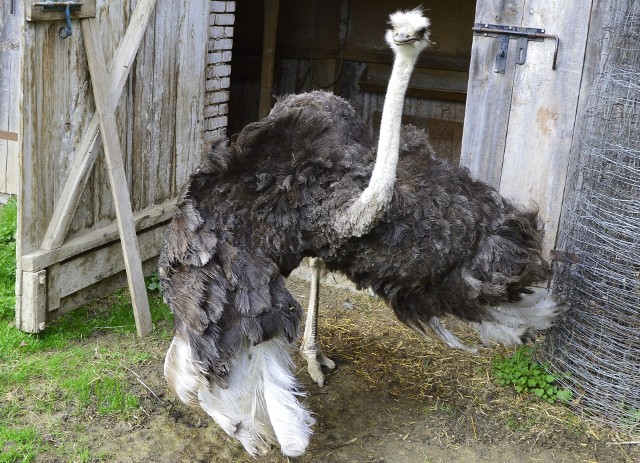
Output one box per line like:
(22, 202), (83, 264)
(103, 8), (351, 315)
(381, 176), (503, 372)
(461, 0), (594, 255)
(16, 0), (207, 334)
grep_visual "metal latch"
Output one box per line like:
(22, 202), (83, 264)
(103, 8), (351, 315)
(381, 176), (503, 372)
(472, 23), (559, 74)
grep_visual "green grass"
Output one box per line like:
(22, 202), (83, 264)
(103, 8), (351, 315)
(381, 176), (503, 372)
(0, 426), (40, 463)
(0, 198), (174, 462)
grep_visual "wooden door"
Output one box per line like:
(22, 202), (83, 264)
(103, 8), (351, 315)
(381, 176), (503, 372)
(0, 0), (19, 196)
(461, 0), (593, 255)
(16, 0), (207, 333)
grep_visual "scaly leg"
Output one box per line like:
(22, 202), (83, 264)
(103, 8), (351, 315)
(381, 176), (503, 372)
(300, 258), (335, 387)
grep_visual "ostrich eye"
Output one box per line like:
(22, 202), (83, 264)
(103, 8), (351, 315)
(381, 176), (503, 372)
(417, 27), (427, 38)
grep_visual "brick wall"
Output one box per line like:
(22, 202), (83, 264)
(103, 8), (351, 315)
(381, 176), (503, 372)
(205, 1), (235, 142)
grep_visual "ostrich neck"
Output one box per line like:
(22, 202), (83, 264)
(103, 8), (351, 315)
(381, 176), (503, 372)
(334, 51), (417, 239)
(369, 52), (417, 197)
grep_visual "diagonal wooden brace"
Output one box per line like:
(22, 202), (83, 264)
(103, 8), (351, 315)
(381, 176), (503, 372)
(41, 0), (157, 251)
(80, 18), (152, 337)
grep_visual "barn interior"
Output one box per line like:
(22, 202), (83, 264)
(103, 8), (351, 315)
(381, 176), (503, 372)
(228, 0), (476, 163)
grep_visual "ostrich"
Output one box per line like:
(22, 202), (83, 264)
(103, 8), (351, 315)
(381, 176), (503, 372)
(159, 8), (565, 458)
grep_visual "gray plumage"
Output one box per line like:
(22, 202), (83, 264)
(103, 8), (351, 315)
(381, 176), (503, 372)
(159, 90), (551, 388)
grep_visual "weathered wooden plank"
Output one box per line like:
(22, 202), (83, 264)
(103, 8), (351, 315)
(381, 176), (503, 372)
(57, 225), (166, 299)
(16, 270), (47, 333)
(460, 0), (522, 188)
(52, 256), (159, 321)
(174, 0), (207, 191)
(40, 0), (158, 250)
(23, 199), (177, 272)
(81, 18), (151, 337)
(148, 1), (176, 209)
(258, 0), (280, 118)
(0, 0), (20, 195)
(498, 0), (593, 255)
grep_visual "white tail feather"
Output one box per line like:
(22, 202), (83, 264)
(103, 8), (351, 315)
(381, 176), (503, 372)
(475, 288), (567, 346)
(260, 340), (315, 456)
(164, 336), (208, 407)
(168, 335), (314, 457)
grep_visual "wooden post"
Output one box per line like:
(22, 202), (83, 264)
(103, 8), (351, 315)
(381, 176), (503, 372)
(16, 270), (47, 333)
(258, 0), (280, 119)
(81, 18), (152, 337)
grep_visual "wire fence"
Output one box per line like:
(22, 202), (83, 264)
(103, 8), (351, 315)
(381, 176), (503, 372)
(540, 0), (640, 433)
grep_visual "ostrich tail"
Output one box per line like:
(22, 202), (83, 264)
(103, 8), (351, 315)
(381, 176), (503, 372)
(259, 338), (315, 456)
(166, 334), (314, 457)
(474, 287), (567, 346)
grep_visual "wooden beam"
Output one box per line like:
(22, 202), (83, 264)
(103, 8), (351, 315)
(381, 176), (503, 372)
(81, 18), (152, 337)
(40, 0), (157, 251)
(22, 199), (177, 272)
(258, 0), (280, 119)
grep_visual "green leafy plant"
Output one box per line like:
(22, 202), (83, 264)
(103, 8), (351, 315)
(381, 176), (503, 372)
(146, 272), (161, 292)
(493, 346), (573, 403)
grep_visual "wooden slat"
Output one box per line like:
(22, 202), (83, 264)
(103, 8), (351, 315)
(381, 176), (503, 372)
(40, 0), (158, 251)
(58, 225), (166, 299)
(258, 0), (280, 119)
(81, 18), (151, 337)
(52, 257), (159, 322)
(174, 0), (207, 191)
(459, 0), (522, 188)
(22, 199), (177, 272)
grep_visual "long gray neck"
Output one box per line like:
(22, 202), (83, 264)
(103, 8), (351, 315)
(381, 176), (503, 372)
(367, 52), (417, 205)
(335, 50), (417, 238)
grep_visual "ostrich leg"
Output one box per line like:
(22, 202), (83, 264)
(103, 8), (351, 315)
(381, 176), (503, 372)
(300, 258), (335, 387)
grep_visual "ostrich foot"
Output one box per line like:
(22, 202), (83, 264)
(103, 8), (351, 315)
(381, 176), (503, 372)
(300, 348), (335, 387)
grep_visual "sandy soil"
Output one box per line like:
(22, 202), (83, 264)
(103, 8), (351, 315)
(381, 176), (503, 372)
(35, 277), (639, 463)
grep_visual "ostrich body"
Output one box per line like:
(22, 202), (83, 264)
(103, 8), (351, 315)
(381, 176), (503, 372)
(160, 9), (564, 458)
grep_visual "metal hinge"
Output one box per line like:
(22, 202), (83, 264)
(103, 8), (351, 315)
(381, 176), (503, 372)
(473, 23), (559, 74)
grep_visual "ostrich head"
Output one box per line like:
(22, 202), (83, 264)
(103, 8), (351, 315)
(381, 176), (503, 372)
(385, 8), (432, 57)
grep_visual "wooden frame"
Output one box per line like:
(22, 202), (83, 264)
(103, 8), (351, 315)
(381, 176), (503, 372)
(16, 0), (208, 335)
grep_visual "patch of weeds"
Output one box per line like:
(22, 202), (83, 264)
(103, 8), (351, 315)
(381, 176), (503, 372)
(492, 346), (573, 404)
(425, 401), (460, 420)
(504, 409), (538, 432)
(619, 407), (640, 434)
(146, 272), (162, 292)
(0, 425), (41, 463)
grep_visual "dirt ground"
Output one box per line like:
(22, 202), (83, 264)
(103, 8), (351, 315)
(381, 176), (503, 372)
(41, 277), (640, 463)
